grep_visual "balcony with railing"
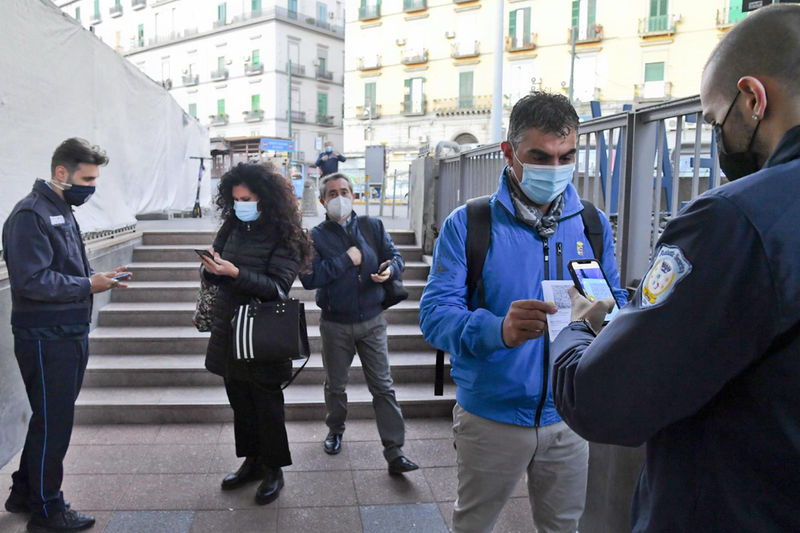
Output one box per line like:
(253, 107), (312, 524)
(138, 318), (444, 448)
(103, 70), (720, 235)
(90, 11), (102, 24)
(403, 0), (427, 12)
(453, 0), (475, 3)
(569, 23), (603, 44)
(182, 74), (199, 86)
(213, 19), (227, 29)
(359, 4), (381, 20)
(316, 114), (334, 126)
(634, 81), (672, 103)
(716, 7), (745, 28)
(132, 0), (146, 10)
(285, 63), (306, 76)
(358, 55), (381, 71)
(210, 68), (229, 81)
(245, 63), (264, 75)
(434, 95), (491, 114)
(402, 97), (427, 116)
(209, 114), (229, 126)
(638, 14), (676, 36)
(356, 105), (381, 119)
(110, 4), (123, 17)
(505, 33), (537, 52)
(287, 110), (306, 123)
(149, 32), (182, 46)
(401, 48), (428, 65)
(243, 110), (264, 122)
(451, 40), (480, 59)
(315, 68), (334, 81)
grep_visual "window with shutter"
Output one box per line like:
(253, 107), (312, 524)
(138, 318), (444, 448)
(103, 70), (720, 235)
(252, 94), (260, 112)
(523, 8), (531, 44)
(459, 72), (474, 109)
(318, 93), (328, 116)
(217, 99), (225, 115)
(365, 82), (377, 114)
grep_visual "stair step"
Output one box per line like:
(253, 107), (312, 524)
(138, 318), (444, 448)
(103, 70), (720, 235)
(98, 300), (423, 327)
(142, 229), (417, 246)
(134, 244), (424, 263)
(88, 324), (431, 354)
(83, 352), (451, 387)
(124, 261), (430, 282)
(74, 382), (456, 424)
(111, 280), (429, 303)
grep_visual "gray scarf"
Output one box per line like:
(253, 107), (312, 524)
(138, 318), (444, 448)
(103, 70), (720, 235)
(506, 168), (564, 239)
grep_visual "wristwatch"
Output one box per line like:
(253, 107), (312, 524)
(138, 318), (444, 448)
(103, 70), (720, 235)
(569, 318), (598, 337)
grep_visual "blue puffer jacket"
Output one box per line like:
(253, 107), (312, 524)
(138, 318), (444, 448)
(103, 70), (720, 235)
(300, 213), (404, 324)
(420, 170), (627, 427)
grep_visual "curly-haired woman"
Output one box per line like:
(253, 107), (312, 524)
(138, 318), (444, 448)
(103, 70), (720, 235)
(199, 163), (312, 505)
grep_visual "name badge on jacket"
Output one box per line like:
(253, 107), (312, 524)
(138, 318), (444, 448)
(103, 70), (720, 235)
(50, 215), (66, 226)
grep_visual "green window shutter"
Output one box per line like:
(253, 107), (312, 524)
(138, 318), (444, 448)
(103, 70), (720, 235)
(509, 10), (516, 37)
(218, 3), (227, 20)
(76, 7), (81, 21)
(459, 72), (474, 108)
(572, 0), (580, 28)
(252, 0), (262, 11)
(218, 57), (225, 71)
(252, 50), (260, 65)
(523, 8), (531, 42)
(644, 62), (665, 82)
(289, 0), (297, 11)
(94, 0), (99, 17)
(587, 0), (596, 26)
(365, 82), (376, 110)
(188, 103), (197, 118)
(116, 0), (121, 7)
(319, 57), (327, 73)
(403, 79), (412, 112)
(318, 93), (328, 115)
(252, 94), (260, 111)
(728, 0), (746, 22)
(218, 99), (225, 115)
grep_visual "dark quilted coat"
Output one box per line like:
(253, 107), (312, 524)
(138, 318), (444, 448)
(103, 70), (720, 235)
(203, 216), (300, 383)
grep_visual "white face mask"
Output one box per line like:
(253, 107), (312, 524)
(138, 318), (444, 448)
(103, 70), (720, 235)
(326, 195), (353, 220)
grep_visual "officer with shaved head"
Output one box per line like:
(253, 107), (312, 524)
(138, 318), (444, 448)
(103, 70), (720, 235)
(550, 4), (800, 532)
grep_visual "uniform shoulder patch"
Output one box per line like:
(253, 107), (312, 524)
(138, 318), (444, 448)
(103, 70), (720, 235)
(641, 244), (692, 308)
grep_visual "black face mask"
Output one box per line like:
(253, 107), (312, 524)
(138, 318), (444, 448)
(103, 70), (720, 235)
(715, 92), (763, 182)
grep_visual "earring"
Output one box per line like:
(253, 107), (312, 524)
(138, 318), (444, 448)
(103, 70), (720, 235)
(752, 114), (760, 121)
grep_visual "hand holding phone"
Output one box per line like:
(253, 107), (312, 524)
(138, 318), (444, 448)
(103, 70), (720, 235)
(113, 272), (132, 281)
(195, 249), (217, 262)
(568, 259), (621, 324)
(378, 260), (391, 275)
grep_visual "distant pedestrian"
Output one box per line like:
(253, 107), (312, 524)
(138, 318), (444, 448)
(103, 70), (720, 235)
(3, 138), (128, 533)
(315, 141), (346, 177)
(201, 163), (312, 506)
(300, 173), (420, 475)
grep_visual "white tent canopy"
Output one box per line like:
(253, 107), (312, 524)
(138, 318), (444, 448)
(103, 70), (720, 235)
(0, 0), (211, 239)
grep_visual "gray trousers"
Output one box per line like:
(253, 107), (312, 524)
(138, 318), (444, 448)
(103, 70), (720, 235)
(452, 404), (589, 533)
(319, 313), (406, 462)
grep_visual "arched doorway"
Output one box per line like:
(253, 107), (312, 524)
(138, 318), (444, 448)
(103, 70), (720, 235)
(454, 133), (479, 145)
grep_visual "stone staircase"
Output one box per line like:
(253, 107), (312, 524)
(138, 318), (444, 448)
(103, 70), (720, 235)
(75, 229), (455, 424)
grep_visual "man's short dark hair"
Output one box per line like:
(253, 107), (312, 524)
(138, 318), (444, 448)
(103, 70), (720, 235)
(705, 4), (800, 100)
(319, 173), (353, 200)
(508, 91), (579, 148)
(50, 138), (109, 177)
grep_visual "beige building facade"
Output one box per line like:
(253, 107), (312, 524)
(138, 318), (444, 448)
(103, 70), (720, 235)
(343, 0), (748, 173)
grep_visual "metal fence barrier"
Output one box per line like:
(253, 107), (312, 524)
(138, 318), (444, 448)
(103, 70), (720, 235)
(433, 95), (719, 287)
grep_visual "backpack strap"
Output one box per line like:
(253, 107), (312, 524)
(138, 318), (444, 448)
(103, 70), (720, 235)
(357, 215), (379, 258)
(465, 196), (493, 310)
(579, 200), (604, 263)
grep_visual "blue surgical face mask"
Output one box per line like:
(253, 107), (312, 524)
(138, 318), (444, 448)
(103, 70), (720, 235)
(234, 201), (260, 222)
(512, 152), (575, 205)
(49, 180), (96, 206)
(325, 146), (332, 153)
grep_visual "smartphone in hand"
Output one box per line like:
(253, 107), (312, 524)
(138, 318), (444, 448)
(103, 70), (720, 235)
(568, 259), (621, 324)
(195, 249), (216, 262)
(113, 272), (132, 281)
(378, 261), (391, 275)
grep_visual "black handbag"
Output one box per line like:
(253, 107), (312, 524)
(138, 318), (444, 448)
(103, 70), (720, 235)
(357, 216), (409, 309)
(231, 297), (311, 388)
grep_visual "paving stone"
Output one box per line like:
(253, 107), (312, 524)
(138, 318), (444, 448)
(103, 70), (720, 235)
(105, 511), (195, 533)
(218, 423), (235, 444)
(277, 471), (358, 508)
(339, 420), (382, 442)
(61, 474), (135, 510)
(284, 421), (330, 444)
(207, 444), (242, 475)
(196, 473), (265, 510)
(438, 501), (454, 531)
(190, 509), (277, 533)
(155, 424), (222, 445)
(405, 418), (454, 440)
(277, 506), (363, 533)
(137, 445), (216, 474)
(69, 425), (101, 445)
(116, 474), (207, 511)
(422, 467), (458, 502)
(352, 470), (435, 506)
(347, 442), (390, 471)
(409, 439), (456, 468)
(0, 511), (26, 533)
(360, 503), (449, 533)
(437, 498), (535, 533)
(83, 511), (114, 532)
(283, 442), (351, 472)
(65, 445), (149, 474)
(89, 425), (161, 445)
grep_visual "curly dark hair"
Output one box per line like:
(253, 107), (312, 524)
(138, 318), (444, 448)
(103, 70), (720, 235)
(215, 163), (313, 271)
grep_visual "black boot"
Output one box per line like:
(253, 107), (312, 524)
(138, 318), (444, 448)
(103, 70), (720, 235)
(255, 468), (284, 506)
(27, 509), (95, 533)
(221, 457), (263, 491)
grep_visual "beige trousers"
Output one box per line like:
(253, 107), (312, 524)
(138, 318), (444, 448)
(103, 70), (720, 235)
(451, 404), (589, 533)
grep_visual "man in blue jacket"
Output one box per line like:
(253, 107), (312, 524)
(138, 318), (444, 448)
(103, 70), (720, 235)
(552, 6), (800, 532)
(420, 93), (626, 533)
(3, 138), (129, 533)
(300, 173), (419, 475)
(315, 141), (346, 177)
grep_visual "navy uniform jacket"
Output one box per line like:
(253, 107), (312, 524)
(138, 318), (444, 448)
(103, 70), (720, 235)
(2, 179), (93, 329)
(551, 125), (800, 533)
(315, 152), (346, 176)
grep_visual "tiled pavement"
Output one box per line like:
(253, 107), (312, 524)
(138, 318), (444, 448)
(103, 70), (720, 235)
(0, 418), (535, 533)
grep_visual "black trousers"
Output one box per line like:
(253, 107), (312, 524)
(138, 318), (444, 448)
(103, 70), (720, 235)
(224, 377), (292, 468)
(11, 335), (89, 518)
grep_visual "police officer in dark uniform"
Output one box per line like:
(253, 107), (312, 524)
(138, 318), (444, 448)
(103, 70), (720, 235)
(550, 5), (800, 533)
(2, 138), (129, 533)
